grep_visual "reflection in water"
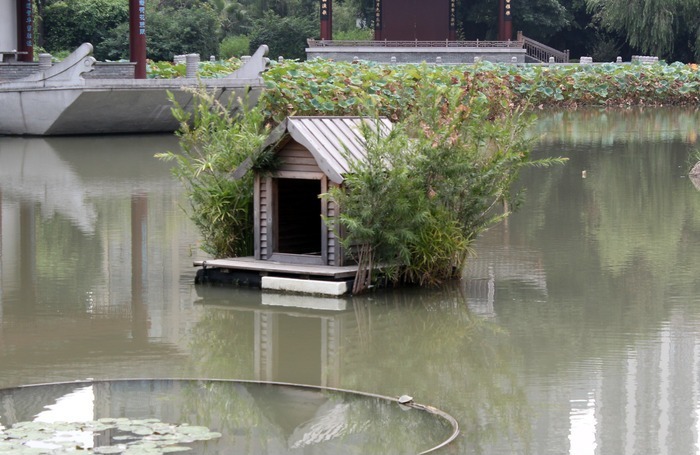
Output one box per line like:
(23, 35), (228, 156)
(569, 392), (597, 455)
(189, 285), (529, 453)
(0, 135), (201, 385)
(534, 107), (700, 145)
(34, 385), (95, 423)
(0, 380), (456, 454)
(1, 109), (700, 454)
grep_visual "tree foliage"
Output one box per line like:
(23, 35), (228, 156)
(147, 2), (221, 60)
(34, 0), (700, 63)
(43, 0), (128, 60)
(100, 1), (220, 61)
(586, 0), (700, 61)
(248, 11), (317, 60)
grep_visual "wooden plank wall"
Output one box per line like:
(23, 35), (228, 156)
(326, 197), (340, 266)
(256, 176), (270, 259)
(278, 142), (323, 174)
(254, 140), (348, 266)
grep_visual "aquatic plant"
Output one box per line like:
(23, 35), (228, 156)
(0, 418), (221, 454)
(259, 59), (700, 114)
(148, 59), (241, 79)
(162, 60), (567, 285)
(148, 54), (699, 106)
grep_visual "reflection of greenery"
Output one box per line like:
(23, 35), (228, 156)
(590, 140), (687, 277)
(35, 215), (101, 311)
(534, 108), (700, 146)
(340, 287), (530, 453)
(190, 287), (529, 453)
(189, 309), (255, 378)
(179, 381), (285, 453)
(177, 381), (455, 454)
(484, 108), (700, 378)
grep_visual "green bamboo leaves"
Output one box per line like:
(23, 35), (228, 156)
(157, 90), (269, 257)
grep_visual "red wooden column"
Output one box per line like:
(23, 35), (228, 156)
(374, 0), (382, 40)
(16, 0), (33, 62)
(449, 0), (457, 40)
(498, 0), (513, 41)
(320, 0), (332, 40)
(129, 0), (147, 79)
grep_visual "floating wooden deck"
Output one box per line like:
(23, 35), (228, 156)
(195, 257), (358, 279)
(194, 257), (359, 295)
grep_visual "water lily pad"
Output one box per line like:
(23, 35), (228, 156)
(0, 417), (221, 454)
(94, 445), (128, 454)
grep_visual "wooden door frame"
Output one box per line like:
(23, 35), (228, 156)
(268, 173), (329, 266)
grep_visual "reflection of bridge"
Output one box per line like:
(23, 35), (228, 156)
(0, 136), (180, 232)
(0, 136), (198, 378)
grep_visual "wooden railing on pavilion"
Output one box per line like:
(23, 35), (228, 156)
(517, 31), (569, 63)
(307, 39), (522, 49)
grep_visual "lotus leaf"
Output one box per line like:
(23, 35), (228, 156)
(0, 418), (222, 454)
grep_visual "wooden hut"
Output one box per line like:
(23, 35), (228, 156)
(234, 116), (392, 268)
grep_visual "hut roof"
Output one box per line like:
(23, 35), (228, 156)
(233, 116), (393, 184)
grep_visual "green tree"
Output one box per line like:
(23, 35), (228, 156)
(101, 1), (220, 61)
(459, 0), (573, 42)
(248, 10), (317, 60)
(147, 2), (220, 60)
(325, 119), (429, 293)
(209, 0), (253, 36)
(586, 0), (700, 61)
(329, 0), (373, 39)
(43, 0), (128, 59)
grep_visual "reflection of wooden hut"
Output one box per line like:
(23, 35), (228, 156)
(235, 116), (392, 268)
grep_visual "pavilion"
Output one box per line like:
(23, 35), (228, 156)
(310, 0), (568, 64)
(320, 0), (512, 42)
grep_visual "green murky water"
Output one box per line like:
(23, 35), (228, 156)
(1, 108), (699, 454)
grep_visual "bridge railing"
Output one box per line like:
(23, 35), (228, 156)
(517, 31), (569, 63)
(307, 39), (523, 49)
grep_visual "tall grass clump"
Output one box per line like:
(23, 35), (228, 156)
(156, 88), (270, 257)
(326, 75), (566, 293)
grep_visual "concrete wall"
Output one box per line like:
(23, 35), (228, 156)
(306, 47), (527, 64)
(0, 62), (137, 81)
(0, 0), (18, 51)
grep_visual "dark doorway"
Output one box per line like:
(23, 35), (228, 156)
(275, 178), (322, 255)
(382, 0), (450, 40)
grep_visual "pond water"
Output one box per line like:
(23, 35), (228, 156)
(1, 108), (699, 454)
(0, 379), (456, 454)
